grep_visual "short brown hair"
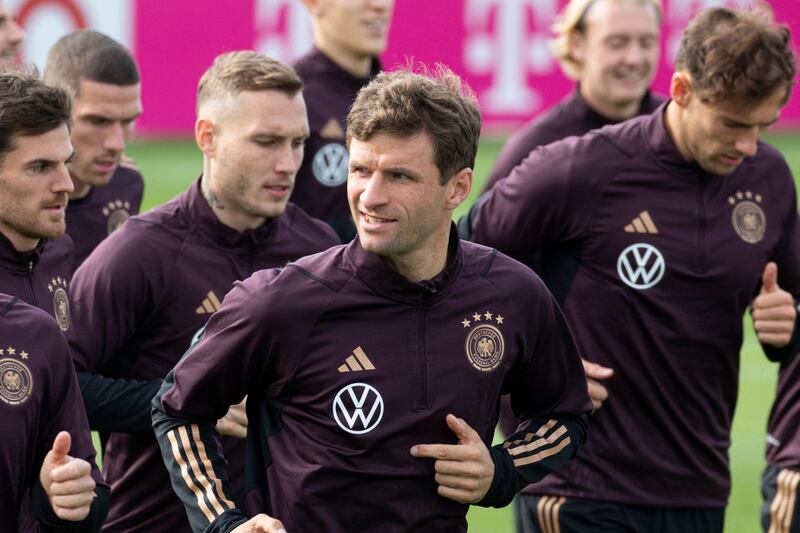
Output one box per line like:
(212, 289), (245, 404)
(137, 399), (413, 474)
(550, 0), (662, 79)
(346, 65), (481, 184)
(676, 6), (796, 106)
(196, 51), (303, 114)
(45, 30), (140, 95)
(0, 70), (71, 166)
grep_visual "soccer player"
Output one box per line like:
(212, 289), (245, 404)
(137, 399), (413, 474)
(466, 6), (799, 533)
(45, 30), (144, 272)
(291, 0), (393, 242)
(0, 0), (24, 69)
(482, 0), (662, 192)
(1, 293), (108, 531)
(152, 66), (592, 533)
(0, 71), (74, 329)
(67, 51), (338, 532)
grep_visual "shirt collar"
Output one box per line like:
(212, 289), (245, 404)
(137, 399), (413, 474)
(0, 231), (46, 273)
(345, 224), (463, 305)
(183, 177), (278, 249)
(643, 101), (711, 182)
(306, 46), (381, 88)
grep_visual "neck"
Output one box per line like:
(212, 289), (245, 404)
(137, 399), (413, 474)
(0, 226), (38, 252)
(663, 101), (693, 162)
(579, 85), (641, 121)
(384, 224), (451, 283)
(316, 40), (373, 78)
(69, 176), (92, 199)
(200, 172), (266, 232)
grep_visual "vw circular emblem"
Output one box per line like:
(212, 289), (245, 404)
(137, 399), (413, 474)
(617, 243), (665, 290)
(312, 143), (349, 187)
(333, 382), (384, 435)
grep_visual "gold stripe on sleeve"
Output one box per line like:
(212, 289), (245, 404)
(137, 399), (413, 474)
(513, 437), (572, 468)
(167, 429), (216, 523)
(191, 424), (236, 509)
(508, 425), (568, 457)
(177, 426), (227, 515)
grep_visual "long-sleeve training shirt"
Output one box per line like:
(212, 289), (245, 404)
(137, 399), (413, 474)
(0, 293), (107, 531)
(0, 231), (74, 332)
(291, 46), (380, 242)
(66, 163), (144, 272)
(153, 232), (592, 532)
(468, 104), (800, 507)
(68, 178), (338, 532)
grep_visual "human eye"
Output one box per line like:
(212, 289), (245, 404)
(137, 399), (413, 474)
(606, 36), (628, 50)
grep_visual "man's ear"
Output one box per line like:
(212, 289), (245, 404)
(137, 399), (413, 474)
(670, 71), (694, 108)
(568, 30), (587, 68)
(445, 167), (473, 211)
(302, 0), (324, 17)
(195, 118), (216, 157)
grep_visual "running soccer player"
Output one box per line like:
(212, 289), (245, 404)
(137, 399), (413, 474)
(466, 6), (799, 533)
(45, 30), (144, 272)
(482, 0), (663, 193)
(67, 52), (338, 532)
(292, 0), (393, 242)
(1, 293), (108, 531)
(0, 71), (74, 327)
(0, 0), (24, 69)
(152, 66), (592, 533)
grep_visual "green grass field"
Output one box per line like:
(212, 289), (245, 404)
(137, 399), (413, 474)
(125, 132), (800, 532)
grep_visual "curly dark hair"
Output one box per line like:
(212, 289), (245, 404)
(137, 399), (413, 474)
(676, 6), (796, 106)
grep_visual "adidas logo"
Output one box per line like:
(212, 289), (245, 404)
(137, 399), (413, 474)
(195, 291), (222, 314)
(624, 211), (658, 234)
(320, 117), (345, 140)
(338, 346), (375, 373)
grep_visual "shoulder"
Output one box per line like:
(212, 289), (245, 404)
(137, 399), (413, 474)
(110, 164), (145, 194)
(460, 240), (548, 297)
(227, 248), (348, 325)
(0, 296), (70, 365)
(75, 197), (186, 277)
(278, 203), (341, 248)
(43, 233), (74, 262)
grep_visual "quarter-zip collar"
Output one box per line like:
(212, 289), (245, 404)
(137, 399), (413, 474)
(302, 46), (381, 93)
(183, 177), (278, 252)
(0, 230), (45, 274)
(643, 101), (712, 183)
(573, 87), (660, 130)
(347, 225), (463, 305)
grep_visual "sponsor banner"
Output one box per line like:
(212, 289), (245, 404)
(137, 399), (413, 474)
(10, 0), (800, 135)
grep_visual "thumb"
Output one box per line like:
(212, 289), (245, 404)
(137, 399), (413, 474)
(446, 414), (480, 444)
(761, 262), (779, 294)
(582, 359), (614, 379)
(50, 431), (71, 464)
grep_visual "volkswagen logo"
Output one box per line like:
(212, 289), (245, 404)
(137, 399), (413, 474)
(313, 143), (349, 187)
(333, 382), (384, 435)
(617, 243), (665, 290)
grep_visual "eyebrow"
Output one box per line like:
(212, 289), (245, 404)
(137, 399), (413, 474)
(27, 150), (75, 166)
(723, 116), (779, 128)
(79, 112), (142, 122)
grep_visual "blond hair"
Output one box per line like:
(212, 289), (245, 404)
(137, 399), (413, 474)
(196, 51), (302, 114)
(550, 0), (662, 79)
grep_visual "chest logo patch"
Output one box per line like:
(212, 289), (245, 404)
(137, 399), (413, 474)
(49, 277), (70, 332)
(617, 243), (665, 290)
(729, 191), (765, 244)
(0, 357), (32, 405)
(103, 200), (132, 235)
(463, 311), (505, 372)
(333, 382), (384, 435)
(313, 143), (349, 187)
